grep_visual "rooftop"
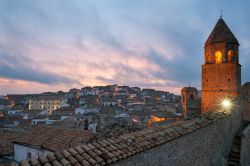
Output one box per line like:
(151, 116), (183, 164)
(0, 130), (24, 156)
(13, 125), (95, 152)
(30, 95), (66, 101)
(205, 18), (238, 46)
(14, 110), (230, 166)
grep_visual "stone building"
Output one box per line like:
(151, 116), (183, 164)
(181, 87), (201, 117)
(201, 17), (241, 112)
(28, 95), (68, 114)
(242, 82), (250, 121)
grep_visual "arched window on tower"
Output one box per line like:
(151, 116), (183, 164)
(228, 50), (234, 62)
(214, 51), (222, 64)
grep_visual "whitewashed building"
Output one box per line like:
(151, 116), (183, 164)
(13, 143), (53, 162)
(75, 107), (100, 115)
(102, 98), (118, 107)
(8, 109), (22, 116)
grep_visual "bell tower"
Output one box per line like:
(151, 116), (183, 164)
(201, 17), (241, 112)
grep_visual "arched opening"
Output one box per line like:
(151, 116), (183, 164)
(228, 50), (233, 62)
(214, 51), (222, 64)
(190, 94), (194, 100)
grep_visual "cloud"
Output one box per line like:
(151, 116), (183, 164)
(0, 0), (249, 95)
(0, 52), (75, 85)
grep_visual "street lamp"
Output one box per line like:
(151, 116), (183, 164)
(221, 98), (233, 110)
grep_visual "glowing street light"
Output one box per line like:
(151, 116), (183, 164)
(221, 99), (232, 109)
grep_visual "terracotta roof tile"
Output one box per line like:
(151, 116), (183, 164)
(69, 148), (78, 156)
(51, 160), (62, 166)
(87, 158), (96, 165)
(20, 160), (31, 166)
(13, 110), (231, 166)
(62, 150), (71, 158)
(47, 154), (56, 162)
(81, 153), (91, 161)
(81, 145), (90, 152)
(54, 152), (63, 161)
(0, 130), (24, 156)
(67, 155), (78, 165)
(79, 160), (90, 166)
(29, 158), (40, 166)
(86, 144), (95, 151)
(38, 156), (49, 165)
(59, 158), (70, 166)
(13, 126), (94, 153)
(75, 146), (84, 154)
(44, 163), (52, 166)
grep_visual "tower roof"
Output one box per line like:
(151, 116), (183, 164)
(205, 18), (238, 46)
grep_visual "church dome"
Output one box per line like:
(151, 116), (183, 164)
(205, 18), (239, 46)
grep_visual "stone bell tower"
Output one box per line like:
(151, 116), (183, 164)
(201, 17), (241, 112)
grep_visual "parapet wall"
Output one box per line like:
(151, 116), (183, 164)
(15, 108), (244, 166)
(113, 109), (243, 166)
(241, 123), (250, 166)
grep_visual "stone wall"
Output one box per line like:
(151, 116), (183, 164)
(241, 124), (250, 166)
(113, 108), (243, 166)
(242, 82), (250, 121)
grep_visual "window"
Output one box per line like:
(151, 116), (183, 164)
(228, 50), (233, 62)
(27, 152), (32, 159)
(215, 51), (222, 64)
(190, 94), (194, 100)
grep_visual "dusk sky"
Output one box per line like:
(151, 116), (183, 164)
(0, 0), (249, 95)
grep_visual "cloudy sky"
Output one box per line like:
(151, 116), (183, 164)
(0, 0), (249, 95)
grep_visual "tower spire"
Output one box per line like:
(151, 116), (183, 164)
(220, 9), (223, 18)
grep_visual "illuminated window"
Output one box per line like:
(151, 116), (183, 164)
(214, 51), (222, 64)
(228, 50), (233, 62)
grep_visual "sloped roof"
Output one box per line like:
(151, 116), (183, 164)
(0, 130), (24, 156)
(13, 126), (94, 152)
(181, 87), (198, 92)
(205, 18), (238, 46)
(13, 110), (230, 166)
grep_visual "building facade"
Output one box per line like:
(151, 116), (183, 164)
(181, 87), (200, 117)
(201, 17), (241, 112)
(28, 96), (68, 114)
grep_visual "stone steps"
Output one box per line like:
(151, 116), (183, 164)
(228, 161), (240, 166)
(227, 134), (241, 166)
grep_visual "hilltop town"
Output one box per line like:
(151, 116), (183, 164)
(0, 85), (183, 163)
(0, 7), (250, 166)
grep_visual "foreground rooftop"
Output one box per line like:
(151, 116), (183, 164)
(13, 110), (230, 166)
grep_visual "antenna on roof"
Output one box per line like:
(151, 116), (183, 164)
(220, 8), (223, 18)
